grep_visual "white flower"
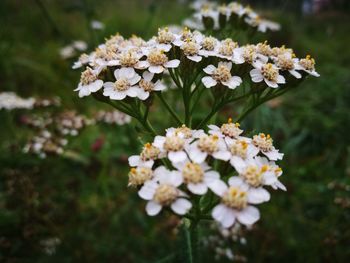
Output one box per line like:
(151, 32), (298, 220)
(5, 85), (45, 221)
(274, 54), (302, 79)
(226, 138), (259, 170)
(208, 120), (243, 139)
(166, 125), (205, 141)
(251, 133), (284, 161)
(173, 161), (221, 195)
(138, 166), (192, 216)
(180, 40), (203, 62)
(231, 159), (276, 203)
(128, 142), (162, 168)
(153, 132), (189, 163)
(187, 134), (230, 163)
(254, 157), (286, 191)
(250, 61), (285, 88)
(150, 27), (177, 51)
(137, 71), (166, 100)
(75, 67), (103, 98)
(72, 53), (91, 69)
(103, 68), (141, 100)
(137, 48), (180, 74)
(298, 55), (320, 77)
(202, 62), (242, 89)
(72, 40), (88, 51)
(210, 179), (260, 227)
(216, 39), (238, 60)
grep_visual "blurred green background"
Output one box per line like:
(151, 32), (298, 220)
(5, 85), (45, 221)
(0, 0), (349, 262)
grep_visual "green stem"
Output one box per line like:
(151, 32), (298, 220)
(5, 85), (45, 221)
(157, 92), (183, 125)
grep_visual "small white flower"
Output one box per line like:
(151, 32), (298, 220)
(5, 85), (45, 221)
(103, 68), (141, 100)
(180, 40), (203, 62)
(202, 62), (242, 89)
(274, 54), (302, 79)
(137, 71), (166, 100)
(250, 61), (285, 88)
(153, 132), (189, 163)
(128, 142), (162, 168)
(226, 138), (259, 170)
(298, 55), (320, 77)
(208, 119), (243, 139)
(173, 160), (221, 195)
(91, 20), (105, 30)
(255, 157), (286, 191)
(251, 133), (284, 161)
(188, 134), (230, 163)
(138, 166), (192, 216)
(75, 67), (103, 98)
(210, 179), (260, 227)
(137, 48), (180, 74)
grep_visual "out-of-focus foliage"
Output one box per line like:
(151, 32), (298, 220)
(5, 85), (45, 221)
(0, 0), (349, 262)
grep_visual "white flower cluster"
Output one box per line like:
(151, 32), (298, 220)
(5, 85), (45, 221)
(95, 110), (132, 125)
(0, 92), (60, 111)
(128, 120), (286, 228)
(60, 40), (88, 59)
(0, 92), (36, 110)
(74, 28), (319, 98)
(185, 0), (281, 33)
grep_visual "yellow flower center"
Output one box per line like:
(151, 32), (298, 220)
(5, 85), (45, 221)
(222, 186), (248, 209)
(243, 45), (256, 64)
(175, 125), (192, 139)
(182, 41), (199, 56)
(242, 165), (266, 187)
(202, 37), (216, 51)
(230, 140), (248, 159)
(252, 133), (273, 152)
(154, 184), (178, 205)
(256, 41), (271, 56)
(140, 143), (160, 161)
(148, 49), (168, 65)
(198, 135), (219, 153)
(139, 79), (154, 92)
(128, 167), (153, 186)
(276, 55), (294, 70)
(182, 162), (204, 184)
(212, 64), (232, 82)
(219, 39), (238, 56)
(164, 136), (185, 152)
(114, 78), (130, 91)
(220, 119), (243, 138)
(80, 68), (97, 85)
(261, 63), (278, 81)
(119, 51), (139, 67)
(157, 27), (175, 44)
(299, 55), (316, 71)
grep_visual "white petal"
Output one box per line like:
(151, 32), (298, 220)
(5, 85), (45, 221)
(202, 76), (217, 88)
(264, 79), (279, 88)
(149, 65), (164, 74)
(138, 181), (157, 200)
(228, 176), (245, 187)
(129, 74), (141, 85)
(146, 201), (162, 216)
(164, 59), (180, 68)
(237, 206), (260, 225)
(110, 91), (127, 100)
(168, 151), (187, 163)
(230, 156), (246, 173)
(203, 65), (216, 74)
(188, 182), (208, 195)
(189, 147), (207, 163)
(209, 180), (228, 196)
(103, 82), (114, 89)
(137, 89), (150, 100)
(212, 150), (231, 161)
(126, 86), (140, 97)
(277, 75), (286, 84)
(142, 71), (154, 81)
(289, 70), (302, 79)
(248, 188), (270, 204)
(128, 155), (141, 166)
(153, 136), (165, 149)
(171, 198), (192, 215)
(119, 67), (135, 79)
(263, 149), (284, 161)
(223, 76), (242, 89)
(250, 69), (263, 82)
(153, 81), (166, 91)
(187, 55), (202, 62)
(212, 204), (235, 228)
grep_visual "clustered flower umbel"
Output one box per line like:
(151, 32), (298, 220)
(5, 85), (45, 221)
(128, 120), (286, 228)
(23, 109), (130, 158)
(73, 28), (319, 97)
(0, 92), (61, 111)
(184, 0), (281, 33)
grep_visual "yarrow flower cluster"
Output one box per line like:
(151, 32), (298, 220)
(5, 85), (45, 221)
(128, 121), (285, 228)
(184, 0), (281, 33)
(0, 92), (60, 111)
(22, 109), (129, 158)
(73, 27), (319, 99)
